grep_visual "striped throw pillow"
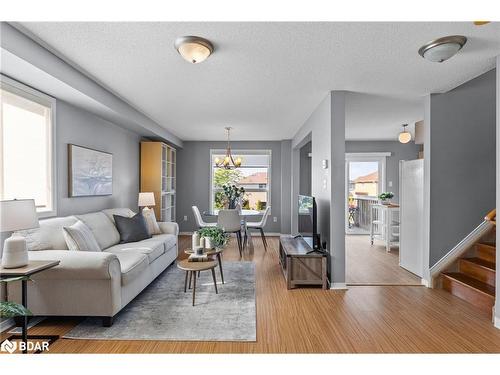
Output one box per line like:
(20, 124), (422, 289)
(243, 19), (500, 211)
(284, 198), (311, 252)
(141, 207), (162, 235)
(63, 220), (101, 252)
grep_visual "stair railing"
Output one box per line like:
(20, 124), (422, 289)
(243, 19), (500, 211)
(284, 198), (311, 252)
(429, 208), (496, 288)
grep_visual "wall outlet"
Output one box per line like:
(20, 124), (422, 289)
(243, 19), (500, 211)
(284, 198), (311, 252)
(273, 216), (278, 223)
(388, 181), (393, 188)
(183, 215), (188, 221)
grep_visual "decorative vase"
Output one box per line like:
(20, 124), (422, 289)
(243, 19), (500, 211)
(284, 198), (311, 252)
(204, 237), (214, 249)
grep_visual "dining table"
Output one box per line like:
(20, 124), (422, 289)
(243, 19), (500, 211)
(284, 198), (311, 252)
(203, 209), (262, 249)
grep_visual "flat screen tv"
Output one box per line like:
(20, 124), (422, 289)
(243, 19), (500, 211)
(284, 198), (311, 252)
(298, 195), (319, 249)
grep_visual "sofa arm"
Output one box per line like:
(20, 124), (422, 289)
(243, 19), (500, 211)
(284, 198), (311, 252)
(158, 222), (179, 236)
(26, 250), (121, 280)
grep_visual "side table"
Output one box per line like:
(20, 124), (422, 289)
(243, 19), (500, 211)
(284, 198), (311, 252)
(1, 260), (60, 354)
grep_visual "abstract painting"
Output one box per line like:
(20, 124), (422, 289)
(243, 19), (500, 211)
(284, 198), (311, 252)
(69, 144), (112, 197)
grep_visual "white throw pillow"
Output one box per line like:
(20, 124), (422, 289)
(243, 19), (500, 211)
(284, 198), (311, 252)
(142, 207), (161, 235)
(63, 220), (101, 252)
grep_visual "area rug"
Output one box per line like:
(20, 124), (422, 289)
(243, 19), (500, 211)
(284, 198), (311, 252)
(63, 261), (256, 341)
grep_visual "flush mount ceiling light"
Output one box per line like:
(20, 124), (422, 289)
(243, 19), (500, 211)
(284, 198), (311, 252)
(398, 124), (412, 144)
(418, 35), (467, 63)
(174, 36), (214, 64)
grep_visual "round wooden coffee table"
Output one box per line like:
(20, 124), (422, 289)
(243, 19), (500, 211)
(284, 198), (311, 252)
(177, 259), (218, 306)
(184, 248), (225, 284)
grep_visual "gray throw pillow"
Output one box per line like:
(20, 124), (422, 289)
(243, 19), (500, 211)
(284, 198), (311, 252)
(113, 212), (151, 244)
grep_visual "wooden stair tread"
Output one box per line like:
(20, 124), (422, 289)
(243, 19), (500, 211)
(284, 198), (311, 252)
(442, 272), (495, 297)
(461, 257), (496, 271)
(477, 242), (496, 250)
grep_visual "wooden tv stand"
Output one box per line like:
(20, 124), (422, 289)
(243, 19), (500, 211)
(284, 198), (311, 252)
(279, 235), (328, 289)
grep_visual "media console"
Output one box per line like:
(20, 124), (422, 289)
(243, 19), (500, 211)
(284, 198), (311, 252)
(279, 235), (328, 289)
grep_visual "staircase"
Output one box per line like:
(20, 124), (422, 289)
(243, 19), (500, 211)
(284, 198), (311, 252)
(440, 210), (496, 317)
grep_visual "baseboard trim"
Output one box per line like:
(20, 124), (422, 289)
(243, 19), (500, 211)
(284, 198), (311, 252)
(330, 282), (348, 290)
(421, 278), (430, 288)
(494, 315), (500, 329)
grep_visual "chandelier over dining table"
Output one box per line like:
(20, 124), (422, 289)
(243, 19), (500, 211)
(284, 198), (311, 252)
(214, 127), (242, 169)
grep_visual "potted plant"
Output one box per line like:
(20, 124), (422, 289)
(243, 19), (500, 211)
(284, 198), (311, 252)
(378, 192), (394, 205)
(0, 276), (32, 319)
(197, 227), (229, 249)
(222, 184), (245, 209)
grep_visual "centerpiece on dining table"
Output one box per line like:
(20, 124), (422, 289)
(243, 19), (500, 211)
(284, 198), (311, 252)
(222, 184), (245, 209)
(189, 227), (229, 262)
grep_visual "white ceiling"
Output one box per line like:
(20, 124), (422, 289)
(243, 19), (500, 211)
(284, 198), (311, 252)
(13, 22), (500, 141)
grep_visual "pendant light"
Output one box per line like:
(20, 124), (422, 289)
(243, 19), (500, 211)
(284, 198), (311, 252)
(398, 124), (412, 144)
(214, 127), (242, 169)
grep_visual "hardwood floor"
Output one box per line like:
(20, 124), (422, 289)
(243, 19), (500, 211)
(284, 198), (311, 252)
(346, 235), (421, 285)
(2, 235), (500, 353)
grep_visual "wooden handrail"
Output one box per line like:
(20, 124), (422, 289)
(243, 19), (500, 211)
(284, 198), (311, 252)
(484, 209), (496, 225)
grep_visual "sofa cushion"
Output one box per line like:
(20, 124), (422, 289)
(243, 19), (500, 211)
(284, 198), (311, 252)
(17, 216), (78, 250)
(76, 212), (120, 250)
(114, 213), (151, 244)
(115, 252), (149, 286)
(102, 208), (136, 224)
(105, 239), (165, 263)
(63, 220), (101, 252)
(152, 233), (177, 251)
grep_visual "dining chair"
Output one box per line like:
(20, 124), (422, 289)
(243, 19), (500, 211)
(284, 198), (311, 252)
(192, 206), (217, 229)
(246, 206), (271, 251)
(217, 209), (243, 257)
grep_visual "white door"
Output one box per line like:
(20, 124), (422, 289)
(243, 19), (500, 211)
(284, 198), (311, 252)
(399, 159), (424, 277)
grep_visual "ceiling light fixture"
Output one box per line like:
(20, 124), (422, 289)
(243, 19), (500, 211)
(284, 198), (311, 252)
(214, 127), (242, 169)
(174, 36), (214, 64)
(398, 124), (412, 144)
(418, 35), (467, 63)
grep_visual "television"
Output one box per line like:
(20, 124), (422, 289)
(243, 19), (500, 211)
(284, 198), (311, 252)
(298, 195), (319, 249)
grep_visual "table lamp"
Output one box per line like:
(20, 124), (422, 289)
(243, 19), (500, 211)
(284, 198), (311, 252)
(138, 192), (155, 209)
(0, 199), (39, 268)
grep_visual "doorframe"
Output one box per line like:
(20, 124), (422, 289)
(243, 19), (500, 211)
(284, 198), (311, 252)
(345, 152), (391, 233)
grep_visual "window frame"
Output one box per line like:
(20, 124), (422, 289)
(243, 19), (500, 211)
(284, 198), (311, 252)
(209, 149), (272, 213)
(0, 75), (57, 218)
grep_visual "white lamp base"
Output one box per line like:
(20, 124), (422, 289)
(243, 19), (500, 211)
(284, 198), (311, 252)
(1, 234), (28, 268)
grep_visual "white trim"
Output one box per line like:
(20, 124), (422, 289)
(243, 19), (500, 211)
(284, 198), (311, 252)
(494, 315), (500, 330)
(209, 149), (272, 214)
(429, 220), (493, 288)
(330, 282), (348, 290)
(420, 278), (430, 287)
(0, 74), (57, 218)
(345, 152), (390, 232)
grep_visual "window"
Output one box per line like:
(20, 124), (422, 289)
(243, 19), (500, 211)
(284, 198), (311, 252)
(210, 150), (271, 212)
(0, 76), (56, 217)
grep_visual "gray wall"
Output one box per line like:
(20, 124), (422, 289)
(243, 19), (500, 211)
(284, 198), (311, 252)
(299, 141), (312, 195)
(56, 101), (141, 216)
(428, 69), (496, 266)
(176, 141), (290, 233)
(345, 141), (420, 202)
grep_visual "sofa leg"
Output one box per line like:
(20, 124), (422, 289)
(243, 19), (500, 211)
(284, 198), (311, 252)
(102, 316), (114, 327)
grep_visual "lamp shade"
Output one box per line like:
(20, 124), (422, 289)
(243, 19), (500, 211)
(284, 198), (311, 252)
(0, 199), (39, 232)
(138, 192), (155, 207)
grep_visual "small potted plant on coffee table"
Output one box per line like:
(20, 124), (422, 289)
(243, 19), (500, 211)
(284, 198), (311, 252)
(197, 227), (229, 249)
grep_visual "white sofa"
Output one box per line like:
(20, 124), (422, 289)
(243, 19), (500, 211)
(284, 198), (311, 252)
(8, 208), (178, 326)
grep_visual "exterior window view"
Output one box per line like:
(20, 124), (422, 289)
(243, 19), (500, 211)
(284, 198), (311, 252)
(1, 3), (500, 372)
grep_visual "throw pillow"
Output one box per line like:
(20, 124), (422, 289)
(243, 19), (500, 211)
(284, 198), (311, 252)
(113, 212), (151, 244)
(63, 220), (101, 252)
(141, 207), (161, 235)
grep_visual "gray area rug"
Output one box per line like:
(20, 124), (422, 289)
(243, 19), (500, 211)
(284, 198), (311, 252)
(63, 261), (256, 341)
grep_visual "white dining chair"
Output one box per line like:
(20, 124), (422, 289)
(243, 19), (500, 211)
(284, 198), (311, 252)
(246, 206), (271, 251)
(217, 209), (243, 257)
(192, 206), (217, 229)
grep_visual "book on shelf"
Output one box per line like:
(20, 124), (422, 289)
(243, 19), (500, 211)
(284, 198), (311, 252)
(188, 254), (209, 262)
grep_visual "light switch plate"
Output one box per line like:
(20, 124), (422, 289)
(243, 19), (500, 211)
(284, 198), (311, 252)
(183, 215), (188, 221)
(388, 181), (393, 188)
(273, 216), (277, 223)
